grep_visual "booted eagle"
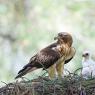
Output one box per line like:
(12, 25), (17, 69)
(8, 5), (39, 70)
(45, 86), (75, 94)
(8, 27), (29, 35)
(82, 51), (95, 78)
(15, 32), (75, 79)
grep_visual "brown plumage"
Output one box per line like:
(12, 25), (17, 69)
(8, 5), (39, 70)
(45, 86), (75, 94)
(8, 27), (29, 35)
(15, 32), (75, 79)
(48, 32), (75, 78)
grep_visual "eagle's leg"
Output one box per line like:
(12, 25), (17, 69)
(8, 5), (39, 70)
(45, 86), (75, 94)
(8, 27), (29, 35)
(56, 62), (64, 78)
(48, 64), (56, 79)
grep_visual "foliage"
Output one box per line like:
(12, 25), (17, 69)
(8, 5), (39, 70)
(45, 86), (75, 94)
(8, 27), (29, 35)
(0, 0), (95, 83)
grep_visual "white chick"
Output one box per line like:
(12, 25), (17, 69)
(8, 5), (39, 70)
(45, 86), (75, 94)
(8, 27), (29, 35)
(82, 50), (95, 78)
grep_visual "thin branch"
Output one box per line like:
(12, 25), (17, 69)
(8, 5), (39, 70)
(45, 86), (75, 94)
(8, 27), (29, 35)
(0, 33), (17, 42)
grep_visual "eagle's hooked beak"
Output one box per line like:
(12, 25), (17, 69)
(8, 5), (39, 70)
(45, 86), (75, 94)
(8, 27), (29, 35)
(54, 37), (58, 40)
(54, 36), (60, 40)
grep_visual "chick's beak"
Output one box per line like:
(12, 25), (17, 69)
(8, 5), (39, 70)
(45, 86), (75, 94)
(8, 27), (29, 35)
(82, 54), (84, 57)
(82, 54), (86, 57)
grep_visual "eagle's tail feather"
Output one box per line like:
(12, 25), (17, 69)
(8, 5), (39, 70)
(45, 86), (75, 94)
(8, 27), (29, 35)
(15, 64), (36, 79)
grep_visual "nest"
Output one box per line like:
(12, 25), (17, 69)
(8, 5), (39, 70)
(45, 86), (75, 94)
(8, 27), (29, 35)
(0, 75), (95, 95)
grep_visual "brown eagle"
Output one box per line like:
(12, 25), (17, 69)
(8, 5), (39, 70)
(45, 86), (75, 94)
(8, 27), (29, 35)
(15, 32), (75, 79)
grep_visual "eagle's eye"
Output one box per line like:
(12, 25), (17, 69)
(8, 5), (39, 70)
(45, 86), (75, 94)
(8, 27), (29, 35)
(58, 33), (63, 37)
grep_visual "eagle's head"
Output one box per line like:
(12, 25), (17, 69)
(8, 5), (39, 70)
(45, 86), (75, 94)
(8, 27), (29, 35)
(54, 32), (73, 47)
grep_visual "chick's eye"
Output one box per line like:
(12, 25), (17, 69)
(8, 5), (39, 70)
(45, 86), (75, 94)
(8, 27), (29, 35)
(85, 53), (89, 55)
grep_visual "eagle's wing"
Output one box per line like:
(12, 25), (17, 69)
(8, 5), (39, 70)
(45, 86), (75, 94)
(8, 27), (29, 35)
(65, 57), (73, 64)
(65, 47), (76, 64)
(15, 43), (61, 79)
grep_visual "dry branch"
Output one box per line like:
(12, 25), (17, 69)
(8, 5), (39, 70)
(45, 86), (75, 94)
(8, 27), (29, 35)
(0, 75), (95, 95)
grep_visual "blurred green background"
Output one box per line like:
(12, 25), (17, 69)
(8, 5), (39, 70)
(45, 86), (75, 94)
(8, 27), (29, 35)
(0, 0), (95, 85)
